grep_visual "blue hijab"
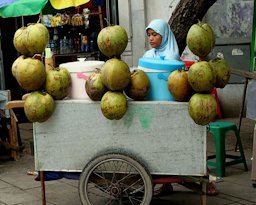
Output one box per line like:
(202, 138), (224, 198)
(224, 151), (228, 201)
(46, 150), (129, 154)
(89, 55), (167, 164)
(143, 19), (180, 60)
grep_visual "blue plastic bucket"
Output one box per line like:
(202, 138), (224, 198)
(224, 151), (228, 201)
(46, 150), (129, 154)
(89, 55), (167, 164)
(138, 58), (185, 101)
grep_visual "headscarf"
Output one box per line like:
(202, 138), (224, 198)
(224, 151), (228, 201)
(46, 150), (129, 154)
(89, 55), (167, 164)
(143, 19), (180, 60)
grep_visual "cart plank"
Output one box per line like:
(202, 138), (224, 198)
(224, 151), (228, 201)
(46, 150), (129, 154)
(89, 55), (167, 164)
(33, 100), (207, 176)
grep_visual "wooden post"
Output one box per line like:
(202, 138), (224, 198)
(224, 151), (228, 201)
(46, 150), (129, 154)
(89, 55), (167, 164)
(200, 181), (207, 205)
(9, 109), (20, 160)
(98, 6), (104, 29)
(40, 171), (46, 205)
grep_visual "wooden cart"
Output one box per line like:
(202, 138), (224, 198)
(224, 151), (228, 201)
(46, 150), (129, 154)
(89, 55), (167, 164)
(33, 100), (208, 205)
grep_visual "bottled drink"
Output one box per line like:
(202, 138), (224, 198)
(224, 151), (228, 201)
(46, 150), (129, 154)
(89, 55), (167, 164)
(81, 35), (88, 52)
(59, 39), (63, 54)
(89, 40), (94, 52)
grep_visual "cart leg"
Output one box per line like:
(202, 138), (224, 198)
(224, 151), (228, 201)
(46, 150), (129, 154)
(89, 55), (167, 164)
(200, 181), (207, 205)
(40, 171), (46, 205)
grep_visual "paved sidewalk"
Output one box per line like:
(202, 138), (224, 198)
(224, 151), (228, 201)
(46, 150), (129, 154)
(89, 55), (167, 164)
(0, 118), (256, 205)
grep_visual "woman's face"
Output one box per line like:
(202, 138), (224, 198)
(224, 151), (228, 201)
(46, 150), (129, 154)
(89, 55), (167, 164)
(147, 28), (162, 48)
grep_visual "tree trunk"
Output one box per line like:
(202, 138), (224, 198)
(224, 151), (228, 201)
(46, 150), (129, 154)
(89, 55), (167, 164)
(169, 0), (217, 54)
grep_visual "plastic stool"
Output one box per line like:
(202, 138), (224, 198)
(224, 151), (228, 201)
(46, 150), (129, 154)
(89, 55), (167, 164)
(207, 121), (248, 177)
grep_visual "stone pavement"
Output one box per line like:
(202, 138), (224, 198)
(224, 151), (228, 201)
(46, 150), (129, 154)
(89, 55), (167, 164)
(0, 118), (256, 205)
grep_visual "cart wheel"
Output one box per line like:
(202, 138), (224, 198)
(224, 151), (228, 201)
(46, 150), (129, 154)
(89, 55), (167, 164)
(79, 153), (153, 205)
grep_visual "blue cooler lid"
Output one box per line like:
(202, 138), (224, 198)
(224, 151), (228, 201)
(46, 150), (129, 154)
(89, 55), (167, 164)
(138, 57), (185, 71)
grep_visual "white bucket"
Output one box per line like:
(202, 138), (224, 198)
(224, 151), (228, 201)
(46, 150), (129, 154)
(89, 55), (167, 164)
(59, 60), (105, 99)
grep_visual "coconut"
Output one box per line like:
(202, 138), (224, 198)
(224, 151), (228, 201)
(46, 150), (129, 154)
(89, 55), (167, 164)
(25, 23), (49, 56)
(101, 91), (127, 120)
(85, 69), (107, 101)
(13, 27), (30, 55)
(97, 25), (128, 58)
(124, 69), (150, 100)
(186, 22), (215, 58)
(24, 91), (55, 123)
(188, 61), (215, 93)
(101, 58), (131, 91)
(201, 23), (215, 49)
(11, 55), (25, 79)
(167, 69), (194, 102)
(45, 67), (72, 100)
(209, 58), (231, 88)
(188, 93), (217, 125)
(15, 56), (46, 91)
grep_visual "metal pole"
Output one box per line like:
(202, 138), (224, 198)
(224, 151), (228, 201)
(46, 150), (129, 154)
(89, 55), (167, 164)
(21, 16), (25, 27)
(111, 0), (119, 25)
(235, 78), (249, 151)
(106, 0), (110, 25)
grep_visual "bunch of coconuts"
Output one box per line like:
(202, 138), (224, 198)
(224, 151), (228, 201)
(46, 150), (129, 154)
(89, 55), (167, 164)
(168, 21), (231, 126)
(12, 23), (71, 123)
(85, 25), (150, 120)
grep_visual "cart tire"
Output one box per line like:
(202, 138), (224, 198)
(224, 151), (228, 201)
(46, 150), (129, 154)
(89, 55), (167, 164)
(79, 153), (153, 205)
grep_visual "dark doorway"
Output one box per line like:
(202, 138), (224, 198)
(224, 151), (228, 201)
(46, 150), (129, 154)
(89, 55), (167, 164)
(0, 16), (38, 122)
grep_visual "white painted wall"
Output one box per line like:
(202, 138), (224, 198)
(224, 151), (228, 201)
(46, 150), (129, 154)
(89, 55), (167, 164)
(118, 0), (146, 67)
(145, 0), (178, 23)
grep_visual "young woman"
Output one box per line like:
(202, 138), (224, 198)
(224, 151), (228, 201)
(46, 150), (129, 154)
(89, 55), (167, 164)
(143, 19), (180, 60)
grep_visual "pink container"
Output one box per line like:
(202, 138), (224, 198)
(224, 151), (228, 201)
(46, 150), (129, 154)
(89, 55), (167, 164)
(59, 60), (105, 99)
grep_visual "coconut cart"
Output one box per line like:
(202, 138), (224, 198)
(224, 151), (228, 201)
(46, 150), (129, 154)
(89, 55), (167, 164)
(32, 99), (208, 205)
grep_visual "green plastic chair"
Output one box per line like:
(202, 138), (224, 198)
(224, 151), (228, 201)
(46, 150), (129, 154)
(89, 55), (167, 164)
(207, 121), (248, 177)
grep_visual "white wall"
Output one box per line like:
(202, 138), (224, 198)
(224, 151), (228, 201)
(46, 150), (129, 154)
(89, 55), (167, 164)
(145, 0), (178, 24)
(118, 0), (146, 67)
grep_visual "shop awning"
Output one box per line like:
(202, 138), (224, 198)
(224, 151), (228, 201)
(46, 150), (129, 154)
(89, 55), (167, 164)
(0, 0), (90, 18)
(49, 0), (90, 10)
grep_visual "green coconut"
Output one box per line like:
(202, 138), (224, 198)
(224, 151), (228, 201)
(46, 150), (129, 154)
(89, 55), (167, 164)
(186, 22), (215, 58)
(188, 61), (215, 93)
(209, 58), (231, 88)
(97, 25), (128, 58)
(188, 93), (217, 125)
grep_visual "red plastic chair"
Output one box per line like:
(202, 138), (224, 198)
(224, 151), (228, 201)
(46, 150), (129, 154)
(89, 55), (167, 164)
(211, 88), (222, 119)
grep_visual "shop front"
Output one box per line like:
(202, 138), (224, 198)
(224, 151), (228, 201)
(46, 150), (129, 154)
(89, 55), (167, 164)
(0, 0), (118, 96)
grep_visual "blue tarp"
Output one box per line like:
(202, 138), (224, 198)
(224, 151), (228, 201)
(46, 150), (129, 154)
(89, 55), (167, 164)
(35, 171), (80, 181)
(0, 0), (18, 8)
